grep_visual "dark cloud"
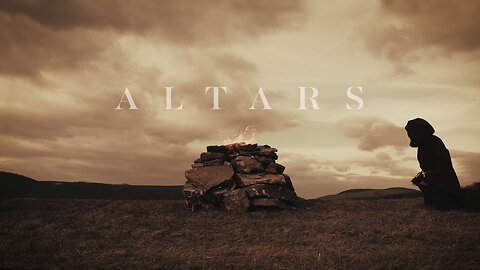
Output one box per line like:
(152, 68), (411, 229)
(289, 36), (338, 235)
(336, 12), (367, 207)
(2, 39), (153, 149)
(0, 12), (106, 81)
(0, 0), (305, 80)
(361, 0), (480, 74)
(0, 0), (304, 38)
(336, 116), (409, 151)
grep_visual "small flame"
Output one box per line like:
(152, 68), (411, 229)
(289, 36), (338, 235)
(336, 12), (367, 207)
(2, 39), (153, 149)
(223, 125), (256, 145)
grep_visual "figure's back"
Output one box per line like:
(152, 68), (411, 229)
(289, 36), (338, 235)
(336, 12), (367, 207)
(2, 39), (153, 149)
(417, 135), (461, 196)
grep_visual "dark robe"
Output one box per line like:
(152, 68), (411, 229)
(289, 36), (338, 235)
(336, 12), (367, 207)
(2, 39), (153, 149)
(416, 135), (461, 209)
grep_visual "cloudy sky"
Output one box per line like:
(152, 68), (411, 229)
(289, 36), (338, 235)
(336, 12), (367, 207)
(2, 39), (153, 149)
(1, 0), (479, 198)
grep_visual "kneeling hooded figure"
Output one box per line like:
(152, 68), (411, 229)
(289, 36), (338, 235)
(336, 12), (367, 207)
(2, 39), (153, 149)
(405, 118), (461, 210)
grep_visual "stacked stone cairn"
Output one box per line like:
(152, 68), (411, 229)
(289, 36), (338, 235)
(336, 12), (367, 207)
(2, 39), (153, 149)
(183, 143), (298, 211)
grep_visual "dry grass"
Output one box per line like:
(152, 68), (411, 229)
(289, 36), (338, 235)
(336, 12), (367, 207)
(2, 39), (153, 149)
(1, 198), (479, 269)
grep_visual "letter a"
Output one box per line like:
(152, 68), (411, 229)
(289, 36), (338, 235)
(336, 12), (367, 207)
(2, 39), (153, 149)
(115, 88), (138, 110)
(249, 88), (272, 110)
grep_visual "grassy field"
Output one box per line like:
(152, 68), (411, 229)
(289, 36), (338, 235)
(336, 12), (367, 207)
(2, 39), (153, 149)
(1, 197), (479, 269)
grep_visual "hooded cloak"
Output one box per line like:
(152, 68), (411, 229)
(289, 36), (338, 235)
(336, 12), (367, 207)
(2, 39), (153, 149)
(405, 118), (461, 208)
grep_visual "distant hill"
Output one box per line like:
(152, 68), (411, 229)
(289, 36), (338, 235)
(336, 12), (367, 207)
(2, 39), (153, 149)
(0, 171), (184, 200)
(0, 171), (424, 202)
(316, 187), (422, 200)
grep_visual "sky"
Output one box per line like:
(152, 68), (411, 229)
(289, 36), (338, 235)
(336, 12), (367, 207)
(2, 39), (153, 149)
(1, 0), (479, 198)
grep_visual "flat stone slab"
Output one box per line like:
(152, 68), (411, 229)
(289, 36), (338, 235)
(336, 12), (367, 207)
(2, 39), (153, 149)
(185, 165), (234, 192)
(253, 147), (278, 158)
(206, 145), (229, 153)
(236, 173), (287, 186)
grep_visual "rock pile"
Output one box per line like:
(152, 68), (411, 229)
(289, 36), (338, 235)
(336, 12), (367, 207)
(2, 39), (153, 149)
(183, 143), (298, 211)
